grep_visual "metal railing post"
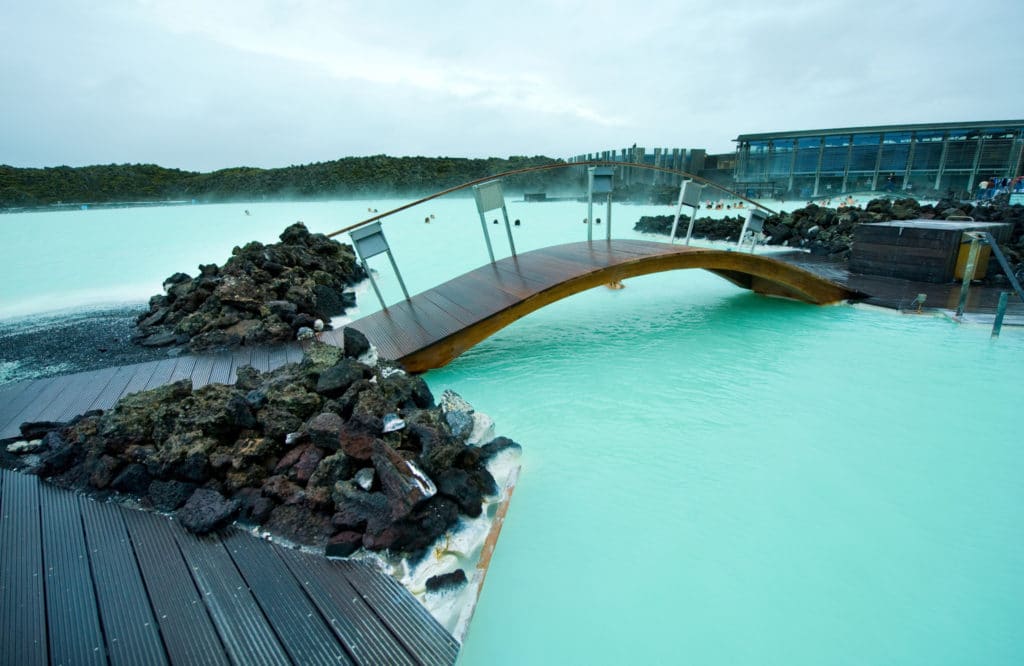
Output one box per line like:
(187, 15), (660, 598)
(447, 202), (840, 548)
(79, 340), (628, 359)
(501, 204), (517, 257)
(992, 291), (1009, 338)
(386, 250), (410, 301)
(362, 260), (387, 311)
(477, 210), (497, 263)
(684, 206), (697, 246)
(669, 182), (686, 244)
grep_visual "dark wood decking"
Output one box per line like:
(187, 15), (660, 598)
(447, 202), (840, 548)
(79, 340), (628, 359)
(0, 343), (303, 441)
(348, 239), (864, 372)
(774, 250), (1024, 317)
(0, 468), (459, 666)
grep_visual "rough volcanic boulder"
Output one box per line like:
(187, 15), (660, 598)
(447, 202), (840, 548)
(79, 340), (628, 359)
(133, 222), (366, 351)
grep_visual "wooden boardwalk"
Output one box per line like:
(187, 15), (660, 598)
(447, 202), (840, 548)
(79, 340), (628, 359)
(774, 250), (1024, 317)
(0, 342), (308, 441)
(347, 239), (864, 373)
(0, 468), (459, 666)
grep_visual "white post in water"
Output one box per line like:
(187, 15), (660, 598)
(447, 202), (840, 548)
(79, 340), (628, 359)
(738, 208), (769, 252)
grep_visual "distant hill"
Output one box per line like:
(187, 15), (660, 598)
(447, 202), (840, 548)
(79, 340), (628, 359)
(0, 155), (584, 208)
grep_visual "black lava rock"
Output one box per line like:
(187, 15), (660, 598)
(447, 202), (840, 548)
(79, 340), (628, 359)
(425, 569), (468, 593)
(176, 488), (240, 534)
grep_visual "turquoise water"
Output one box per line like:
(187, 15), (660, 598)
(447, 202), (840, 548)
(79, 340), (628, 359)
(2, 199), (1021, 664)
(437, 279), (1023, 665)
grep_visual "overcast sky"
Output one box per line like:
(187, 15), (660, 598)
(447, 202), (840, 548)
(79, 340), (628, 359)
(3, 0), (1022, 172)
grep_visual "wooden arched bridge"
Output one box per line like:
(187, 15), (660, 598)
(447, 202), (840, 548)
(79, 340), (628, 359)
(332, 160), (865, 373)
(345, 239), (862, 373)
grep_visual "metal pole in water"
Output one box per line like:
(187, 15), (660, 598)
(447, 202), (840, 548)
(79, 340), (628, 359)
(992, 291), (1010, 338)
(955, 234), (982, 319)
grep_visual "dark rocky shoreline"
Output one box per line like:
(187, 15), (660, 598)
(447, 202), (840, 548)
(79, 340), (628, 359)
(3, 339), (520, 560)
(132, 222), (365, 352)
(634, 196), (1024, 276)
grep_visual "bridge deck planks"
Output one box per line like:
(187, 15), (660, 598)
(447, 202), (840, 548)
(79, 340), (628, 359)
(348, 239), (865, 372)
(350, 240), (699, 367)
(0, 469), (459, 665)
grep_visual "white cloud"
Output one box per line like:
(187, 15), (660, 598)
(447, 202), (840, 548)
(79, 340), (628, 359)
(2, 0), (1022, 170)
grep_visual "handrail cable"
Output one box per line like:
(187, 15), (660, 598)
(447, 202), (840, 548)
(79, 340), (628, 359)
(325, 160), (778, 239)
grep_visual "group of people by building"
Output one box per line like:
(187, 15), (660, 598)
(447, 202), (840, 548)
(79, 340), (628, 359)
(977, 176), (1024, 200)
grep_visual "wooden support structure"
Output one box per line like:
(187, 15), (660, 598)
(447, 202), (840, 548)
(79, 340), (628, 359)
(348, 240), (865, 373)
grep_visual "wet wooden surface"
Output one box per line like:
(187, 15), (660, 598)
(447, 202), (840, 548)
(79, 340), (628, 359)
(348, 239), (864, 372)
(0, 469), (460, 666)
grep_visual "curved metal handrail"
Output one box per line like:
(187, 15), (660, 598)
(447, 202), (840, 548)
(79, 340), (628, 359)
(325, 160), (778, 239)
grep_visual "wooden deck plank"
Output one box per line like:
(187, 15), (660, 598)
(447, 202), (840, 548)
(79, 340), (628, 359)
(419, 288), (479, 326)
(56, 366), (120, 422)
(88, 364), (139, 411)
(226, 347), (255, 385)
(143, 357), (180, 391)
(79, 497), (169, 666)
(251, 346), (271, 373)
(222, 531), (354, 666)
(336, 559), (460, 665)
(0, 470), (48, 666)
(169, 521), (291, 666)
(284, 342), (304, 364)
(118, 360), (162, 399)
(188, 353), (218, 389)
(349, 303), (439, 362)
(0, 379), (47, 433)
(267, 344), (291, 372)
(492, 254), (590, 286)
(5, 374), (78, 432)
(431, 270), (521, 310)
(40, 482), (107, 666)
(277, 548), (418, 666)
(34, 370), (99, 423)
(207, 350), (234, 385)
(121, 507), (230, 666)
(401, 297), (468, 341)
(169, 354), (199, 384)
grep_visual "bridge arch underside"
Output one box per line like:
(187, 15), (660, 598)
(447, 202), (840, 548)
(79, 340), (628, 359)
(393, 245), (862, 373)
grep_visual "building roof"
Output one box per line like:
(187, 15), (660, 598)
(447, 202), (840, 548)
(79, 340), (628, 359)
(734, 120), (1024, 142)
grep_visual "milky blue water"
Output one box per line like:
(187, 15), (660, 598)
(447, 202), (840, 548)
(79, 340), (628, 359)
(2, 199), (1021, 664)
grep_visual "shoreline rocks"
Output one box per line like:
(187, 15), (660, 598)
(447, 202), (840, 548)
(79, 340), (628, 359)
(634, 196), (1024, 274)
(132, 222), (366, 351)
(2, 341), (519, 560)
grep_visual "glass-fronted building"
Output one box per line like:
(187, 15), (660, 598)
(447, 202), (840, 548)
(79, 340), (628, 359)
(733, 120), (1024, 199)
